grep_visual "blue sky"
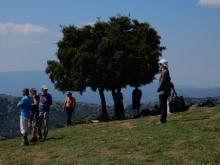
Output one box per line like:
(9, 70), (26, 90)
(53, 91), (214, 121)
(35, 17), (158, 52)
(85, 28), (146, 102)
(0, 0), (220, 88)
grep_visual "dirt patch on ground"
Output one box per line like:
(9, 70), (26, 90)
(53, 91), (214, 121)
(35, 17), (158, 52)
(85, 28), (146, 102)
(120, 122), (134, 129)
(99, 148), (113, 157)
(210, 112), (220, 119)
(172, 140), (185, 148)
(27, 150), (49, 165)
(100, 129), (107, 133)
(121, 153), (145, 160)
(181, 157), (195, 165)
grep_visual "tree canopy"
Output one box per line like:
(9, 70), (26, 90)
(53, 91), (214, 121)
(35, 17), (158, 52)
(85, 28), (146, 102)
(46, 14), (166, 120)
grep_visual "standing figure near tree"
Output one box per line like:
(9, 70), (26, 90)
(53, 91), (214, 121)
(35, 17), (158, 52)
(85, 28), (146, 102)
(132, 85), (142, 118)
(114, 88), (125, 119)
(28, 88), (39, 143)
(156, 59), (171, 124)
(62, 92), (76, 126)
(17, 88), (32, 146)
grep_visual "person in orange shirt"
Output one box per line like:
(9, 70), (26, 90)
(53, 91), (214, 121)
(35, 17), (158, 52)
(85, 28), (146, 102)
(62, 92), (76, 126)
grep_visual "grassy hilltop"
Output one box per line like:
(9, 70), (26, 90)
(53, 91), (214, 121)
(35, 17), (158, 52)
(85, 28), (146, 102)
(1, 106), (220, 165)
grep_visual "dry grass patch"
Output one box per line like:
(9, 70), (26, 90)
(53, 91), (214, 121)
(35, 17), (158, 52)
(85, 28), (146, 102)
(210, 111), (220, 119)
(99, 148), (113, 157)
(121, 152), (145, 160)
(120, 121), (134, 129)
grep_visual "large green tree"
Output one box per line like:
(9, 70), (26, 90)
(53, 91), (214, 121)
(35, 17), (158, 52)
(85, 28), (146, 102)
(46, 15), (165, 120)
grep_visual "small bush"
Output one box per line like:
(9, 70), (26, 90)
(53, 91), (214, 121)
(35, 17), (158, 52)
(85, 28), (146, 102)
(71, 117), (92, 125)
(54, 121), (65, 129)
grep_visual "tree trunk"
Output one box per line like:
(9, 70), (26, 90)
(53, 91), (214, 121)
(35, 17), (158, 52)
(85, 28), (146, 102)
(98, 87), (110, 121)
(111, 88), (117, 119)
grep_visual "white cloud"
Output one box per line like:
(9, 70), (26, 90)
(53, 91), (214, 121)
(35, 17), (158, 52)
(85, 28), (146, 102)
(198, 0), (220, 8)
(0, 22), (62, 46)
(0, 22), (50, 35)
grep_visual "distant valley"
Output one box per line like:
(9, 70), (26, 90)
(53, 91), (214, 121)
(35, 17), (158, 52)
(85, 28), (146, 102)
(0, 71), (220, 105)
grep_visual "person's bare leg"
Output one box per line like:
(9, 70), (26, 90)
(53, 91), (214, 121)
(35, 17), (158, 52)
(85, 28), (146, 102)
(33, 127), (36, 137)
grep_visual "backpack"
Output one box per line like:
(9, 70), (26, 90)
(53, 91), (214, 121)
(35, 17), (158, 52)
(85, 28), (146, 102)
(175, 100), (183, 111)
(169, 105), (175, 113)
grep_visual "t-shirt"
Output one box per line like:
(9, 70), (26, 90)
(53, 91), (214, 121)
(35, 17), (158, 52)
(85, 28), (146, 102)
(132, 89), (142, 102)
(38, 93), (52, 112)
(31, 96), (39, 113)
(114, 91), (123, 103)
(19, 96), (32, 118)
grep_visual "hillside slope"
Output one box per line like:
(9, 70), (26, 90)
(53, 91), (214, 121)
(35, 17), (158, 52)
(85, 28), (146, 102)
(1, 106), (220, 165)
(1, 94), (220, 138)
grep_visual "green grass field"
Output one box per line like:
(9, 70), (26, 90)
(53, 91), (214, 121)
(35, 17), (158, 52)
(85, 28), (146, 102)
(1, 106), (220, 165)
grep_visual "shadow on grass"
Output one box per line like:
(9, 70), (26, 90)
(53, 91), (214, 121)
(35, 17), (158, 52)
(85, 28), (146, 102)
(46, 136), (64, 141)
(170, 117), (209, 122)
(37, 136), (64, 143)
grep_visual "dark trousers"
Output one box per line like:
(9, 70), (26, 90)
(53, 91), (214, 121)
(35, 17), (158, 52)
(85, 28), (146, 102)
(159, 94), (168, 123)
(115, 103), (124, 119)
(66, 107), (74, 125)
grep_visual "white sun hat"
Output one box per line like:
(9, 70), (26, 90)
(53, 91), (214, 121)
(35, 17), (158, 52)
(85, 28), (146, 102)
(41, 85), (48, 90)
(158, 59), (168, 68)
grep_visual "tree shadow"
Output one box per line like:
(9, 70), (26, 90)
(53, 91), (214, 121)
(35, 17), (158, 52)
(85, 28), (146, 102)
(171, 118), (209, 122)
(45, 136), (64, 141)
(37, 136), (64, 143)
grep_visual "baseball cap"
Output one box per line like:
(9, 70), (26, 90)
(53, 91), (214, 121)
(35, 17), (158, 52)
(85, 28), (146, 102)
(41, 85), (48, 90)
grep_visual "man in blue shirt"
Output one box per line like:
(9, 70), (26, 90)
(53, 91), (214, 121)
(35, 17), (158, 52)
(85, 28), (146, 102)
(38, 85), (52, 140)
(17, 88), (32, 146)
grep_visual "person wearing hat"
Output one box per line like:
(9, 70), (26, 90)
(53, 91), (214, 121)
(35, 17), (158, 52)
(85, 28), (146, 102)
(156, 59), (171, 124)
(28, 88), (39, 143)
(62, 92), (76, 126)
(38, 85), (52, 140)
(17, 88), (32, 146)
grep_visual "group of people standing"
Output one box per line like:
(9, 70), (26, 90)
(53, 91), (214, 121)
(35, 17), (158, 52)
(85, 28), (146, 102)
(17, 85), (77, 146)
(114, 59), (174, 124)
(16, 58), (174, 147)
(17, 85), (52, 146)
(113, 85), (142, 120)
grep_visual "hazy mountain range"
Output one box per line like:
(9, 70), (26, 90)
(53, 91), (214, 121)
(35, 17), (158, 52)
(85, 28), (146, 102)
(0, 71), (219, 105)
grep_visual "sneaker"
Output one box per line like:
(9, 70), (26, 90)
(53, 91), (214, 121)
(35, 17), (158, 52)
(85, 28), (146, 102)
(30, 137), (38, 143)
(38, 136), (42, 141)
(20, 139), (29, 146)
(157, 121), (166, 124)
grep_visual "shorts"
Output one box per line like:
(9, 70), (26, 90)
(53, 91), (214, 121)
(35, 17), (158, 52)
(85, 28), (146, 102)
(132, 101), (140, 109)
(20, 116), (29, 134)
(28, 112), (39, 127)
